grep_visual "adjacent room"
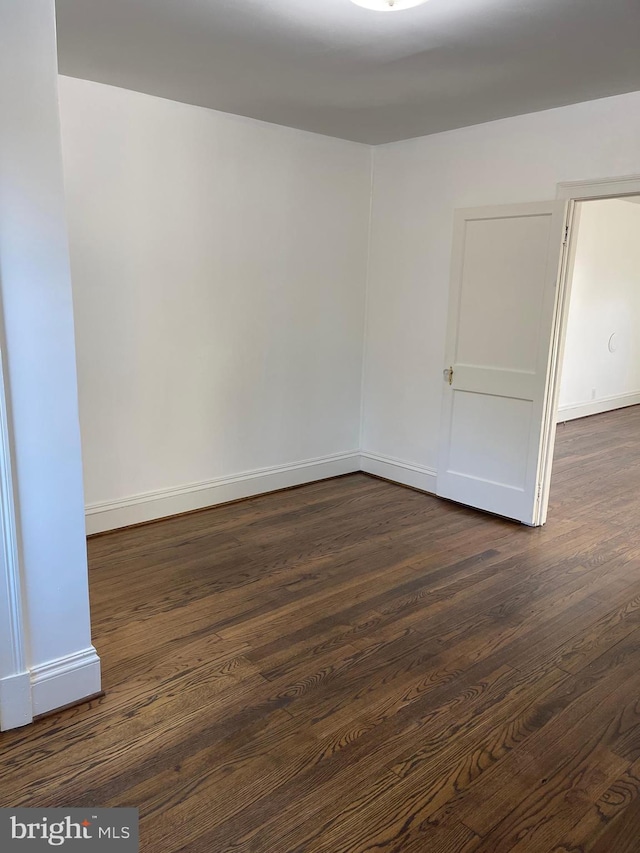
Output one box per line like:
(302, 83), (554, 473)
(2, 1), (640, 851)
(551, 196), (640, 522)
(558, 197), (640, 426)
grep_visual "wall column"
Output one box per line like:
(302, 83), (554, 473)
(0, 0), (100, 728)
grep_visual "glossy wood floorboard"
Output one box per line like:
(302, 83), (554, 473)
(2, 406), (640, 852)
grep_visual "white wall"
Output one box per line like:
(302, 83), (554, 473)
(362, 90), (640, 489)
(58, 77), (371, 532)
(0, 0), (100, 726)
(558, 198), (640, 420)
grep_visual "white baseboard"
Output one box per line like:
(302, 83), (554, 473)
(30, 646), (102, 718)
(0, 671), (32, 731)
(557, 391), (640, 422)
(360, 452), (437, 494)
(85, 451), (361, 534)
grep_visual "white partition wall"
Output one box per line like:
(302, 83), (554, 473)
(58, 77), (371, 534)
(0, 0), (100, 728)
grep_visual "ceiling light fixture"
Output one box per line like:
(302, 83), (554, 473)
(350, 0), (430, 11)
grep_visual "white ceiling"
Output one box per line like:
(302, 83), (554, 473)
(55, 0), (640, 145)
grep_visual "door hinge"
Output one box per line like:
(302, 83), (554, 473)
(563, 225), (570, 245)
(443, 366), (454, 385)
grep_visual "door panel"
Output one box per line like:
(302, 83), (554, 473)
(437, 201), (568, 525)
(448, 393), (531, 488)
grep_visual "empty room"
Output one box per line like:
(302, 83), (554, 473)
(1, 1), (640, 852)
(551, 196), (640, 525)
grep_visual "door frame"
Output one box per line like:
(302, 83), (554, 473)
(536, 174), (640, 524)
(0, 345), (31, 731)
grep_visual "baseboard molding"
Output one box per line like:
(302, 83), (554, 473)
(30, 647), (102, 718)
(360, 452), (437, 495)
(557, 392), (640, 422)
(85, 451), (361, 534)
(0, 671), (32, 731)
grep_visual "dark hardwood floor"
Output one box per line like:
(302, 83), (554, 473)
(2, 406), (640, 852)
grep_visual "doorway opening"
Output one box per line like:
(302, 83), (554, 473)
(436, 175), (640, 528)
(547, 194), (640, 521)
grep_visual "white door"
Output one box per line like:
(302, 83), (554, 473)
(437, 201), (569, 525)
